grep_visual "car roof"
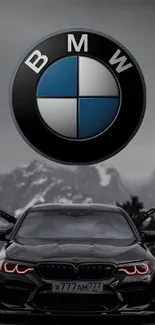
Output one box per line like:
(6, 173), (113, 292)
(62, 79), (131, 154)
(31, 203), (120, 212)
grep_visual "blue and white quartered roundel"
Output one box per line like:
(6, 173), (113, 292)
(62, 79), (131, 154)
(36, 56), (120, 139)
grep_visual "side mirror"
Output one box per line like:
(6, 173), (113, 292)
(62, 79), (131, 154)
(0, 230), (7, 241)
(0, 225), (14, 241)
(140, 230), (155, 242)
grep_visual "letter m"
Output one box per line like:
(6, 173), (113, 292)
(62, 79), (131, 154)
(68, 34), (88, 52)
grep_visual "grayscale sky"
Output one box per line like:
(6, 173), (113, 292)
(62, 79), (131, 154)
(0, 0), (154, 180)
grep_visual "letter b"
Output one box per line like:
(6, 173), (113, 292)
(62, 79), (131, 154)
(25, 50), (48, 74)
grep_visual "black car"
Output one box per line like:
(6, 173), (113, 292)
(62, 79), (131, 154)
(0, 203), (155, 319)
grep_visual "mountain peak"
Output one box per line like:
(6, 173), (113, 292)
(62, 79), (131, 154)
(25, 159), (46, 171)
(0, 160), (133, 216)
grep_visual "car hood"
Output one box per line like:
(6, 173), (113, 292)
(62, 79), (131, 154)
(6, 240), (146, 264)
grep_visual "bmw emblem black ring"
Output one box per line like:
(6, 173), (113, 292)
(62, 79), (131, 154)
(10, 29), (146, 165)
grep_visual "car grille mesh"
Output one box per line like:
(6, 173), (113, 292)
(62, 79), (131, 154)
(36, 263), (116, 279)
(33, 290), (119, 312)
(2, 287), (31, 307)
(1, 281), (36, 307)
(118, 283), (152, 307)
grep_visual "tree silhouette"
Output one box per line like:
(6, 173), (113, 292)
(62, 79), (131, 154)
(116, 195), (145, 221)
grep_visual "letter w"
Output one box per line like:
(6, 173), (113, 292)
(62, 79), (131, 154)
(109, 49), (133, 73)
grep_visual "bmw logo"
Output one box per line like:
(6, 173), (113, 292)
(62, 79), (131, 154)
(10, 29), (146, 165)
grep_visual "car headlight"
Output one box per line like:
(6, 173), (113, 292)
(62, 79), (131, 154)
(0, 259), (34, 274)
(118, 261), (153, 275)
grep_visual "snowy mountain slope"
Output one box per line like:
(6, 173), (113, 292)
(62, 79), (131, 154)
(0, 160), (132, 217)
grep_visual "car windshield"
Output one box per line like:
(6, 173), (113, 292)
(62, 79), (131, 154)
(16, 209), (136, 245)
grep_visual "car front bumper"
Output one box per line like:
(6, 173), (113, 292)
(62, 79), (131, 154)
(0, 304), (155, 317)
(0, 267), (155, 317)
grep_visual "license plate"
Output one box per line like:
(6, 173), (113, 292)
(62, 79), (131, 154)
(52, 281), (103, 294)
